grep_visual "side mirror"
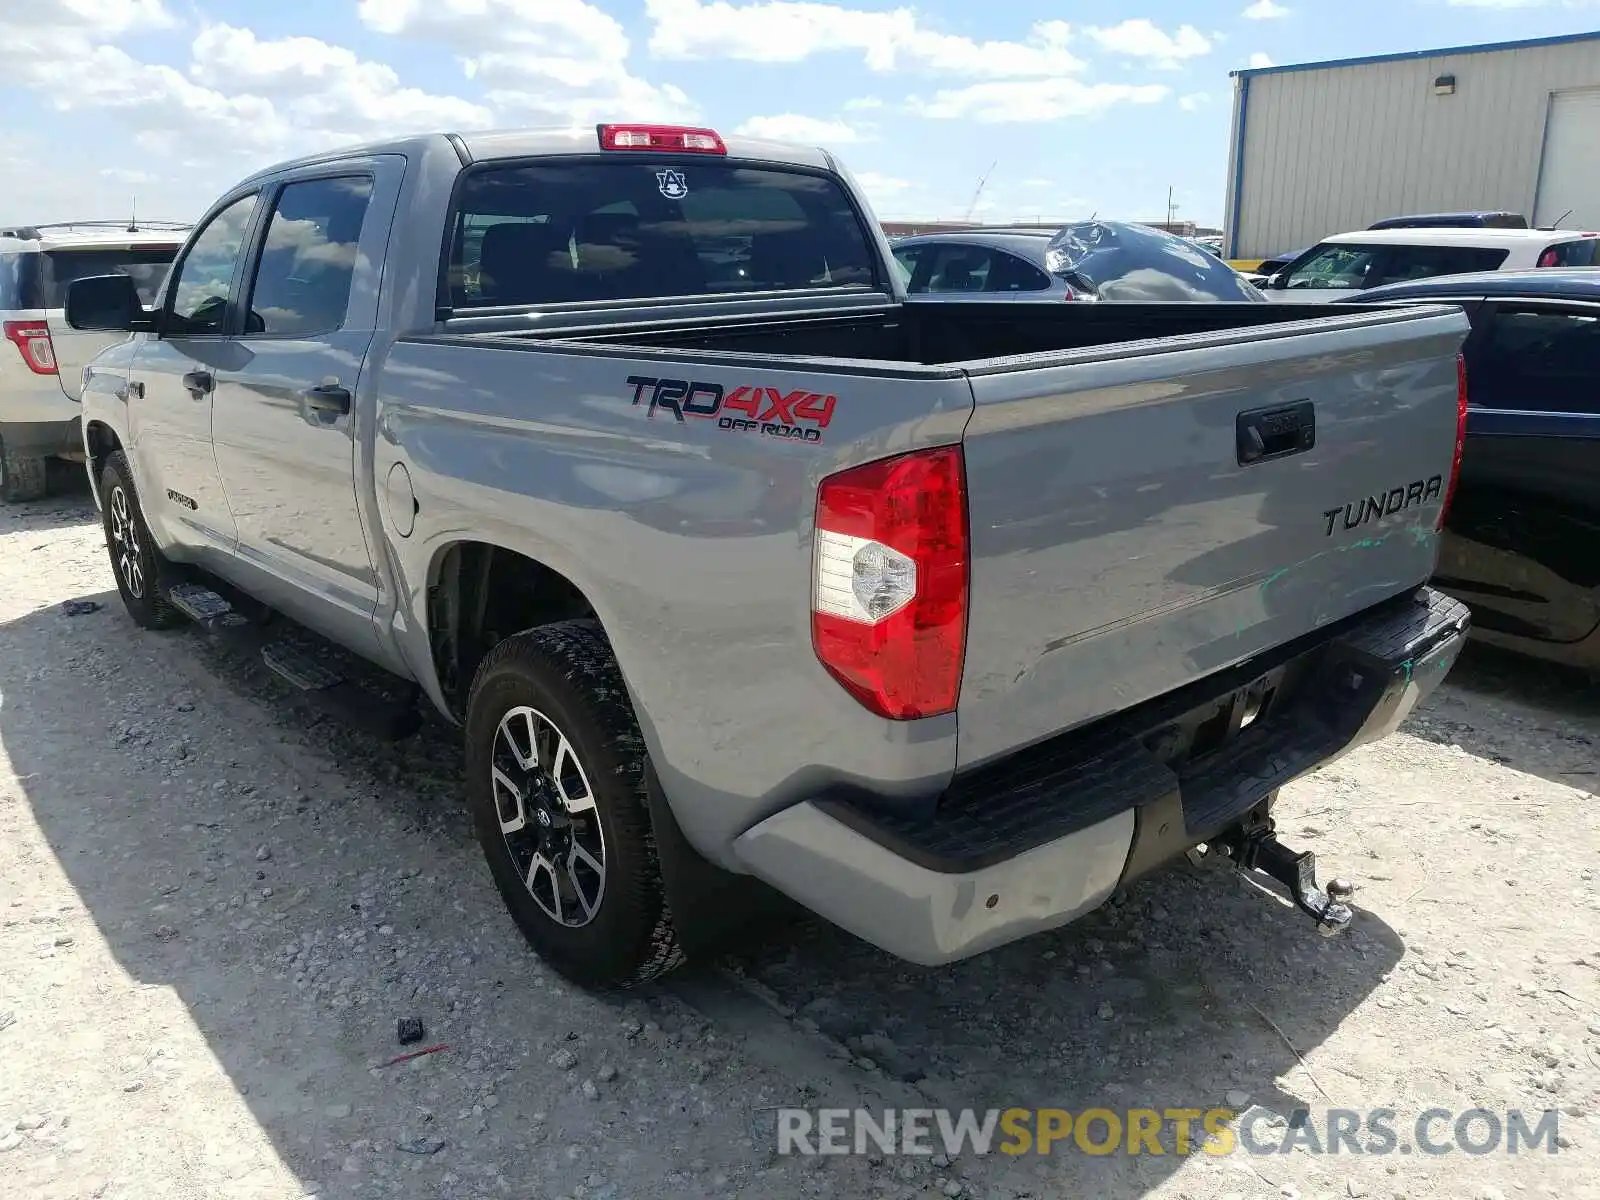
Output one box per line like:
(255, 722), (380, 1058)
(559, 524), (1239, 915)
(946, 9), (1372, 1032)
(65, 274), (153, 333)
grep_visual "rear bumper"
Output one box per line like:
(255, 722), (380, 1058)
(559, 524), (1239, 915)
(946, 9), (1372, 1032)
(0, 373), (79, 433)
(733, 587), (1470, 965)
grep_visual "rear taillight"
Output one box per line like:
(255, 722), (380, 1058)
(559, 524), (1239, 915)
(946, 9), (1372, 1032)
(597, 124), (727, 154)
(812, 446), (969, 720)
(3, 321), (57, 375)
(1439, 353), (1468, 530)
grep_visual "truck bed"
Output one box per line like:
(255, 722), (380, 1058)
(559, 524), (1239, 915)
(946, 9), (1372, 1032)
(490, 299), (1396, 367)
(421, 298), (1467, 774)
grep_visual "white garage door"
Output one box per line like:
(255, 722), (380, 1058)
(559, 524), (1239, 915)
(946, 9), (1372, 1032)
(1535, 88), (1600, 231)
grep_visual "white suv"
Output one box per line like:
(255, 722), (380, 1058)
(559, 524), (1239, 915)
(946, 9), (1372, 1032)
(1257, 227), (1600, 302)
(1, 222), (187, 501)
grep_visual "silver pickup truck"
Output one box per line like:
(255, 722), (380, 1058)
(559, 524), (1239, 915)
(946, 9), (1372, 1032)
(68, 124), (1473, 988)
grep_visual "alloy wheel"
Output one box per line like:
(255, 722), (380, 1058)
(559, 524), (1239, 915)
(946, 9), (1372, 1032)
(108, 484), (146, 599)
(491, 705), (606, 927)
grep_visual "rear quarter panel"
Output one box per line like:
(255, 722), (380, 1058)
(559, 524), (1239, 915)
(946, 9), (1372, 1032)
(373, 337), (974, 864)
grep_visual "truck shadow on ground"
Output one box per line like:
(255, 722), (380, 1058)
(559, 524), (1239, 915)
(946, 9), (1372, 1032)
(1400, 642), (1598, 794)
(5, 591), (1422, 1199)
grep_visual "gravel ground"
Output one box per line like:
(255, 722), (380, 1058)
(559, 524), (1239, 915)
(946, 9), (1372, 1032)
(2, 481), (1599, 1200)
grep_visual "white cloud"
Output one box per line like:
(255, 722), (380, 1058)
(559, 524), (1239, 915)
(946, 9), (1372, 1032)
(912, 78), (1170, 123)
(1242, 0), (1291, 18)
(358, 0), (620, 54)
(359, 0), (694, 125)
(3, 0), (168, 66)
(7, 0), (176, 39)
(735, 114), (863, 143)
(1248, 52), (1276, 68)
(190, 26), (493, 146)
(844, 96), (885, 111)
(27, 41), (290, 151)
(645, 0), (1083, 76)
(1179, 92), (1212, 111)
(1086, 20), (1212, 66)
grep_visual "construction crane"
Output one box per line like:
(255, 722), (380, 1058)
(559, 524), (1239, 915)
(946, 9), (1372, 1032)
(963, 160), (998, 224)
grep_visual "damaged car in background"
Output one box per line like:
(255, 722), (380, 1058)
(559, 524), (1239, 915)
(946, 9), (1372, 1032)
(892, 219), (1266, 304)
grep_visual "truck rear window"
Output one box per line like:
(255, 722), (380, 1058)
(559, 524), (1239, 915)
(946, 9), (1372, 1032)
(444, 160), (880, 309)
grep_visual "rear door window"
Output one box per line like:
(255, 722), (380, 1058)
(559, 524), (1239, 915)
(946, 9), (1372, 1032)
(244, 176), (374, 336)
(985, 250), (1052, 293)
(445, 160), (878, 308)
(42, 246), (178, 308)
(919, 244), (995, 293)
(1372, 244), (1508, 285)
(1472, 306), (1600, 415)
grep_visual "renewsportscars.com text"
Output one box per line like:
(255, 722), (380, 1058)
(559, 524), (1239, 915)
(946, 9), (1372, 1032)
(776, 1107), (1563, 1158)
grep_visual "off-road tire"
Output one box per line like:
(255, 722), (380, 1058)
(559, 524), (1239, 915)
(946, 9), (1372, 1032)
(100, 451), (182, 630)
(465, 620), (685, 988)
(0, 442), (48, 503)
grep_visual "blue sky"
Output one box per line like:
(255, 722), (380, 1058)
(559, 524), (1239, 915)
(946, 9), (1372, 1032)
(4, 0), (1598, 228)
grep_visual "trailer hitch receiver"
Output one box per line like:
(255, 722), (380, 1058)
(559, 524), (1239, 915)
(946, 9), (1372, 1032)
(1215, 822), (1355, 936)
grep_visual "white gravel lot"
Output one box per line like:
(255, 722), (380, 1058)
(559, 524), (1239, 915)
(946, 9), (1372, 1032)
(2, 480), (1598, 1200)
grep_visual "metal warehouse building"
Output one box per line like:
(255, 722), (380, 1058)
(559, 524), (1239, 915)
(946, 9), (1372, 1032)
(1223, 31), (1600, 260)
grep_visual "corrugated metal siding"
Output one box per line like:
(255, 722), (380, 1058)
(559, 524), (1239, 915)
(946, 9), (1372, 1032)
(1229, 40), (1600, 258)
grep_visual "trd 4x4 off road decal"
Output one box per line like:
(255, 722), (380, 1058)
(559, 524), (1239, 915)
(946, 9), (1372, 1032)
(625, 376), (837, 443)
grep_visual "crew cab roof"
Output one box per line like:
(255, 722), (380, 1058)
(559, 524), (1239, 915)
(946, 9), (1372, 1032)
(232, 127), (836, 187)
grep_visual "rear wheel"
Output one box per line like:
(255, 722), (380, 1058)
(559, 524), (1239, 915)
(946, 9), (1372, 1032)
(100, 451), (181, 630)
(465, 620), (684, 989)
(0, 441), (47, 503)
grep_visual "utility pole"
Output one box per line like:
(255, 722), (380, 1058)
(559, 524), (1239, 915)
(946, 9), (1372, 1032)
(1166, 186), (1178, 232)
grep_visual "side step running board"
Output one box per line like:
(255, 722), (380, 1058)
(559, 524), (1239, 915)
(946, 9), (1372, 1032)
(166, 583), (421, 741)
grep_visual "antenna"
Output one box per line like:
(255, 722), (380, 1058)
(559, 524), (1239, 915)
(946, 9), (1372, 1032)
(1553, 209), (1573, 230)
(963, 160), (998, 224)
(128, 195), (138, 233)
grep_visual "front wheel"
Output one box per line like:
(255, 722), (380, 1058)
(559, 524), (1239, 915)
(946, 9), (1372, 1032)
(100, 451), (181, 629)
(465, 620), (684, 988)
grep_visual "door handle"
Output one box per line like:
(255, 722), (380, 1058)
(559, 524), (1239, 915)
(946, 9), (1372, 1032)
(1237, 401), (1316, 466)
(302, 383), (352, 416)
(182, 369), (213, 399)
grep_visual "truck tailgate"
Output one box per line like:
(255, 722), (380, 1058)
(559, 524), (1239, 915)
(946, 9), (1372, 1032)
(956, 306), (1468, 768)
